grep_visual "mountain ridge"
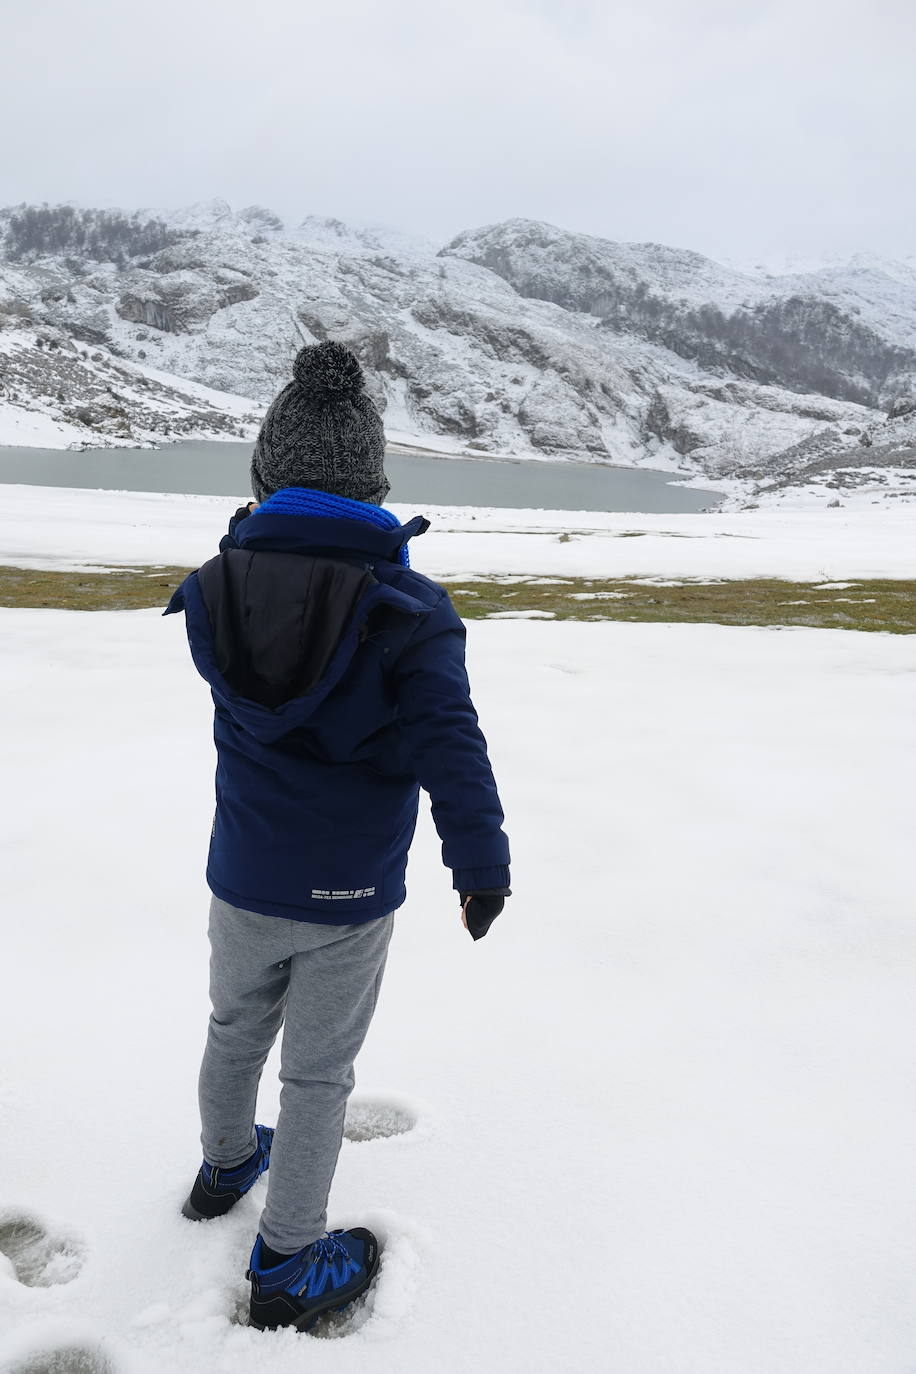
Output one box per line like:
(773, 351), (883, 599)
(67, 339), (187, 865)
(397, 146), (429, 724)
(1, 201), (914, 493)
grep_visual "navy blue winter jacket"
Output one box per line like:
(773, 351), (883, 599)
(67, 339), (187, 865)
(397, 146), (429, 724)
(164, 506), (510, 923)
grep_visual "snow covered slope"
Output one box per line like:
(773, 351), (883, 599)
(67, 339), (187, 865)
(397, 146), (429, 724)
(1, 203), (915, 486)
(0, 327), (260, 448)
(444, 219), (916, 406)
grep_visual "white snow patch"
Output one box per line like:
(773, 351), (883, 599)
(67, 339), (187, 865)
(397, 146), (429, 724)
(0, 401), (90, 448)
(568, 591), (633, 600)
(486, 609), (556, 619)
(3, 487), (916, 583)
(1, 613), (916, 1372)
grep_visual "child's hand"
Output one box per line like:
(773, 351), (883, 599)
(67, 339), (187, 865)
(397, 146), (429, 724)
(460, 892), (506, 941)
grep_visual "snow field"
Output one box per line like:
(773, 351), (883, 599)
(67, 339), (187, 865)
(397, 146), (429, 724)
(2, 610), (916, 1372)
(3, 485), (916, 581)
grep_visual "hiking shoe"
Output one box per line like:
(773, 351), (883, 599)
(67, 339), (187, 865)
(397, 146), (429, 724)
(181, 1124), (274, 1221)
(247, 1228), (380, 1332)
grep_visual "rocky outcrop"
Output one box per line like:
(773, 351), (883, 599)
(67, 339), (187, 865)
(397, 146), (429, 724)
(645, 393), (703, 456)
(238, 205), (284, 234)
(117, 290), (185, 333)
(116, 269), (259, 333)
(216, 279), (259, 309)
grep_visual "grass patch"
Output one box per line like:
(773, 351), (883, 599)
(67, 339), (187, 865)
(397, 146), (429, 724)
(1, 566), (914, 633)
(0, 565), (189, 611)
(447, 577), (916, 634)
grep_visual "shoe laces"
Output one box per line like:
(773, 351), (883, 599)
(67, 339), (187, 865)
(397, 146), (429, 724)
(309, 1232), (350, 1266)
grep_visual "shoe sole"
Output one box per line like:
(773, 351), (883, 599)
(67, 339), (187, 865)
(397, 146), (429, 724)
(249, 1237), (381, 1333)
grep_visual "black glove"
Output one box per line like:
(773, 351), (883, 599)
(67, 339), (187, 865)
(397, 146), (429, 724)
(219, 503), (258, 552)
(460, 890), (509, 941)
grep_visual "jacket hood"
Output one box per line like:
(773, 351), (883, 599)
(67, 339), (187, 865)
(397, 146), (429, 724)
(164, 510), (433, 743)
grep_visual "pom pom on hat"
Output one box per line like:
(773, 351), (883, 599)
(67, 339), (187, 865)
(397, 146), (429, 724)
(292, 340), (364, 403)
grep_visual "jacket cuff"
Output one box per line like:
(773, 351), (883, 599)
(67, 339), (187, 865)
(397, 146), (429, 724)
(452, 864), (511, 893)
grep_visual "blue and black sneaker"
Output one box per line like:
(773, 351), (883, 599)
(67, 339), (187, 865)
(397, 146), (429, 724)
(247, 1228), (380, 1332)
(181, 1124), (274, 1221)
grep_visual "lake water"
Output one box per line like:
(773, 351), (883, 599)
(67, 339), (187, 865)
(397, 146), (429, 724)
(0, 440), (720, 513)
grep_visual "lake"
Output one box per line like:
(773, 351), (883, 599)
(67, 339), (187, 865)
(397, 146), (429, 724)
(0, 440), (720, 513)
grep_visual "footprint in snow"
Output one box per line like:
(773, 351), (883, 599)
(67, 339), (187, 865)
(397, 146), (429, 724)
(0, 1213), (84, 1289)
(308, 1276), (378, 1340)
(4, 1345), (114, 1374)
(342, 1098), (416, 1144)
(312, 1224), (422, 1341)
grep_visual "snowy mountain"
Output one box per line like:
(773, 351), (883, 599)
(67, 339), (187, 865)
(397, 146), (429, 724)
(444, 219), (916, 405)
(1, 201), (914, 484)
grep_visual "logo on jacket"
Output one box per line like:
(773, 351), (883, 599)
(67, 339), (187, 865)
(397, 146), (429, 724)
(311, 888), (376, 901)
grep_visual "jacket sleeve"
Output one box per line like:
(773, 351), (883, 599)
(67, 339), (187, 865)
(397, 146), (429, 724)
(393, 592), (510, 892)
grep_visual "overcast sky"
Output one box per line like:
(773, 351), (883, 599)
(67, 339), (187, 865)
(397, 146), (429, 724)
(3, 0), (913, 264)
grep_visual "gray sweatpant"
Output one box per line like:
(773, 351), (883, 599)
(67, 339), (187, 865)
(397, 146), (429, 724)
(198, 894), (394, 1253)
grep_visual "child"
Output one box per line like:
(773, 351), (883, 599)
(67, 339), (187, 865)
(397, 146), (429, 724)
(165, 341), (510, 1332)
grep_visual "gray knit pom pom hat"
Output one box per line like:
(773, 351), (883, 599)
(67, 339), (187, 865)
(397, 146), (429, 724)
(250, 341), (389, 506)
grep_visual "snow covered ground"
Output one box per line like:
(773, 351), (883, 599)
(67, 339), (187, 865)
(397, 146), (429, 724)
(2, 607), (915, 1373)
(721, 468), (916, 513)
(2, 484), (916, 581)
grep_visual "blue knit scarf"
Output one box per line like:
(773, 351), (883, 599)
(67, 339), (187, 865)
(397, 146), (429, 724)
(257, 487), (410, 567)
